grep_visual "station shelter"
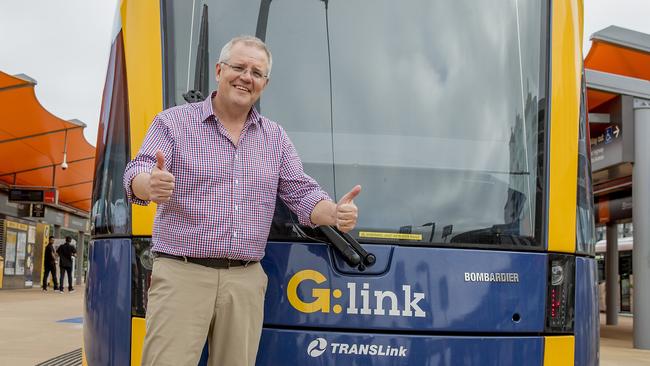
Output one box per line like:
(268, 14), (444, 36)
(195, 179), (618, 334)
(586, 25), (650, 349)
(0, 71), (95, 290)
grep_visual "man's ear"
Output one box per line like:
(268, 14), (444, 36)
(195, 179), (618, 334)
(215, 62), (222, 83)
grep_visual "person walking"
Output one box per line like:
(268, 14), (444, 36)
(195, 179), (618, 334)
(41, 236), (58, 291)
(56, 236), (77, 293)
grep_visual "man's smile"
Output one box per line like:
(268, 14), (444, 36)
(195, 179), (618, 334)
(233, 84), (251, 93)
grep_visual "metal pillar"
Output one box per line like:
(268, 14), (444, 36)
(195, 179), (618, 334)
(633, 98), (650, 349)
(606, 222), (619, 325)
(75, 231), (85, 286)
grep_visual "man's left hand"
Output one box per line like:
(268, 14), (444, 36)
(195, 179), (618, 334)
(336, 185), (361, 232)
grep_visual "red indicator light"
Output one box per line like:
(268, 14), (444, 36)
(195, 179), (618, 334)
(551, 288), (558, 318)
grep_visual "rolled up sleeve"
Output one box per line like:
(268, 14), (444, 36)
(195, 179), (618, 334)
(277, 129), (331, 227)
(123, 114), (174, 206)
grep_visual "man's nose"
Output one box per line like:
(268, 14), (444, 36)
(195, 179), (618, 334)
(238, 69), (253, 81)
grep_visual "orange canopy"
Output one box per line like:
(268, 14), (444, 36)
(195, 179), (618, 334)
(0, 71), (95, 212)
(585, 26), (650, 111)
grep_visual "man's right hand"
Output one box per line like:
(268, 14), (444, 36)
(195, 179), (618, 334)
(149, 151), (175, 203)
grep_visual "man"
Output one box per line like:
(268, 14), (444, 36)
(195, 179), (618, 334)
(41, 236), (58, 291)
(56, 236), (76, 293)
(123, 36), (360, 366)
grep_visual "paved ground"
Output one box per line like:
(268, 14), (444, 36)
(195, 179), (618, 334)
(0, 286), (83, 366)
(600, 314), (650, 365)
(0, 286), (649, 365)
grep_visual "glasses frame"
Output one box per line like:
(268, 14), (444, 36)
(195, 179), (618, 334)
(220, 61), (269, 81)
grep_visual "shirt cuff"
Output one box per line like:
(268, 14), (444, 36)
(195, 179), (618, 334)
(297, 191), (332, 228)
(123, 164), (153, 206)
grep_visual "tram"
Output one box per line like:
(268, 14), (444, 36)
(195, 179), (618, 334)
(84, 0), (598, 365)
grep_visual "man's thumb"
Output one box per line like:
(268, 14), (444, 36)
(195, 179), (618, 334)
(339, 185), (361, 204)
(155, 151), (166, 171)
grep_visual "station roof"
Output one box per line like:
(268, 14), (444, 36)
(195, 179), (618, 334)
(0, 71), (95, 212)
(585, 26), (650, 111)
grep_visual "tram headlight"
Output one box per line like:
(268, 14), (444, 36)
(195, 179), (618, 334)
(139, 248), (154, 270)
(551, 262), (564, 285)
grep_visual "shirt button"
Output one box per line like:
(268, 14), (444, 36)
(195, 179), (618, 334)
(234, 154), (238, 159)
(234, 205), (238, 211)
(235, 179), (239, 185)
(233, 231), (238, 238)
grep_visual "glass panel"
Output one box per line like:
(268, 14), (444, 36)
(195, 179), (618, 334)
(91, 32), (131, 236)
(576, 74), (596, 254)
(167, 0), (548, 248)
(262, 0), (334, 192)
(15, 232), (26, 275)
(261, 0), (335, 239)
(596, 254), (605, 282)
(263, 0), (546, 246)
(166, 0), (261, 107)
(326, 0), (545, 246)
(620, 251), (632, 312)
(4, 230), (17, 275)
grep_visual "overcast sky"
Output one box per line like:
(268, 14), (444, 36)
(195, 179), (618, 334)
(0, 0), (649, 146)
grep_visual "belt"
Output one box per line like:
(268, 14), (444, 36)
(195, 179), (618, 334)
(154, 252), (257, 269)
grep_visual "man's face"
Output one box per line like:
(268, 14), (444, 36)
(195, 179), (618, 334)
(215, 42), (269, 110)
(49, 238), (54, 245)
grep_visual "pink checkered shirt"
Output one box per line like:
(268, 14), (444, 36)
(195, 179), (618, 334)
(123, 92), (331, 260)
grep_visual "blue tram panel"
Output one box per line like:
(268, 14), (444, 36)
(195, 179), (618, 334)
(574, 257), (599, 366)
(257, 329), (544, 366)
(262, 242), (546, 332)
(257, 241), (548, 364)
(84, 239), (133, 366)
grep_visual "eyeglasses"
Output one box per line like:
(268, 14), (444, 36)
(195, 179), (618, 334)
(221, 62), (268, 81)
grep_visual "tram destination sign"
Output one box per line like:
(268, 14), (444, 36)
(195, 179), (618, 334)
(8, 188), (58, 204)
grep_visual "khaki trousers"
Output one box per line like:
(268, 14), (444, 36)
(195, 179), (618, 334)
(141, 257), (268, 366)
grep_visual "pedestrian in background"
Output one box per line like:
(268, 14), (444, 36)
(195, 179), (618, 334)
(56, 236), (76, 293)
(41, 236), (58, 291)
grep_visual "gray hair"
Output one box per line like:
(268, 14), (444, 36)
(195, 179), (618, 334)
(218, 35), (272, 77)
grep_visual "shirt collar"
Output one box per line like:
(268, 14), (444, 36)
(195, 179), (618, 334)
(201, 91), (262, 126)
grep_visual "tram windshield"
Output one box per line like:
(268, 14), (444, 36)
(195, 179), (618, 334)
(165, 0), (548, 248)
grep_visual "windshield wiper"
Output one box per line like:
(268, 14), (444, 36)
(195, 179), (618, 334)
(183, 4), (209, 103)
(319, 226), (376, 271)
(449, 224), (534, 246)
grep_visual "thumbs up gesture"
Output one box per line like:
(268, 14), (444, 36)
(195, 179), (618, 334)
(336, 185), (361, 233)
(149, 151), (175, 203)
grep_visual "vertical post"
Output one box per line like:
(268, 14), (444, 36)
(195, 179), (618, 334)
(633, 98), (650, 349)
(605, 222), (619, 325)
(75, 231), (85, 286)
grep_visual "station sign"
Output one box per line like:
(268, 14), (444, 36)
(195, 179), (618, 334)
(595, 196), (632, 224)
(8, 188), (58, 204)
(30, 203), (45, 218)
(591, 124), (627, 171)
(591, 125), (620, 145)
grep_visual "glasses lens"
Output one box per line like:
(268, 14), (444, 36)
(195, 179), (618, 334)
(225, 63), (265, 80)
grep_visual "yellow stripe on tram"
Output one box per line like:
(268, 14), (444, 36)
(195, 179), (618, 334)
(548, 0), (583, 253)
(544, 336), (575, 366)
(121, 0), (163, 236)
(131, 317), (147, 366)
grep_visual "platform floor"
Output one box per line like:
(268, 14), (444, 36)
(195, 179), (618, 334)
(0, 286), (649, 365)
